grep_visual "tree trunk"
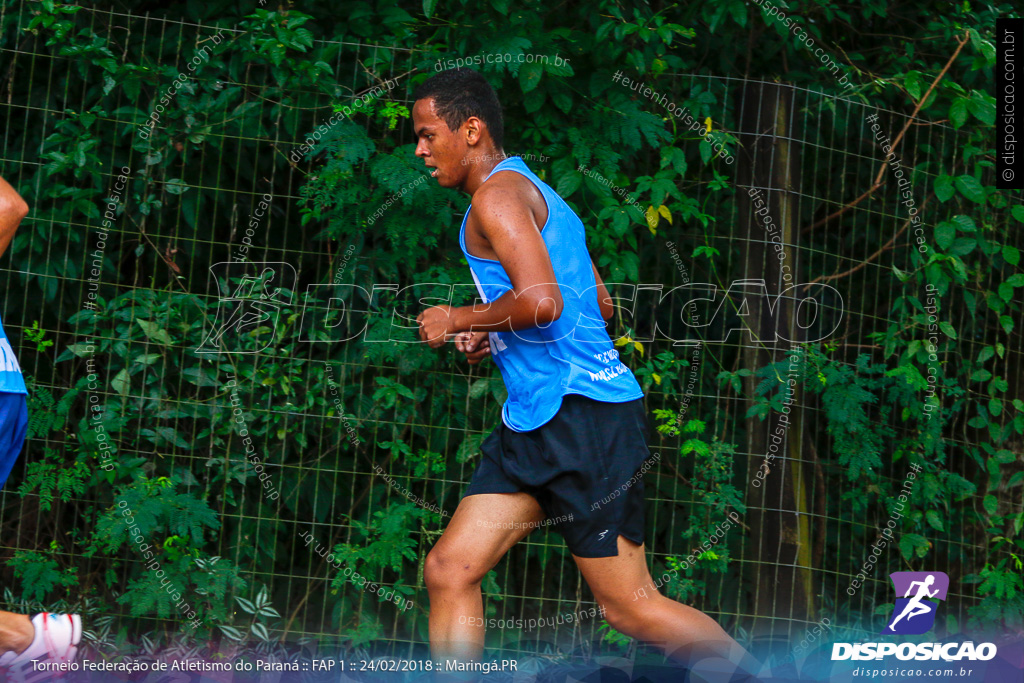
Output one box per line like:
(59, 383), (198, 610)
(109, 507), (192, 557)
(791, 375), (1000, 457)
(733, 81), (816, 656)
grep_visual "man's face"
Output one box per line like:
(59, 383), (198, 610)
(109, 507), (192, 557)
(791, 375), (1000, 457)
(412, 97), (470, 190)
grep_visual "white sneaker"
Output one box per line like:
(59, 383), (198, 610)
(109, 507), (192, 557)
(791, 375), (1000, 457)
(0, 613), (82, 681)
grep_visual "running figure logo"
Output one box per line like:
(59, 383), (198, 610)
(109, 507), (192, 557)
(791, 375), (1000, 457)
(197, 262), (295, 354)
(883, 571), (949, 635)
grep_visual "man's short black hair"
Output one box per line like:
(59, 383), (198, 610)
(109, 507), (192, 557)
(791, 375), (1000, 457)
(413, 68), (504, 149)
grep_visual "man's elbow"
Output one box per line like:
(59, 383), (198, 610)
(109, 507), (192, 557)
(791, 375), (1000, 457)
(0, 195), (28, 222)
(533, 295), (563, 326)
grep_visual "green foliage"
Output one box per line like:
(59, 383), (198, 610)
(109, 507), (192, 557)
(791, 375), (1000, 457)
(17, 447), (89, 512)
(2, 0), (1020, 656)
(9, 545), (79, 603)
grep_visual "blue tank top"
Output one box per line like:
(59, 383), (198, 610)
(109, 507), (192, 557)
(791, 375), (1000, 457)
(0, 313), (27, 395)
(459, 156), (643, 432)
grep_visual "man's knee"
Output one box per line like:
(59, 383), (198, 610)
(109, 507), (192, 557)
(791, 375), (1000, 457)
(424, 547), (488, 592)
(601, 598), (649, 636)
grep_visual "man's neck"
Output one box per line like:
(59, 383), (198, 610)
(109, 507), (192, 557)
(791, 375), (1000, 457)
(463, 148), (507, 196)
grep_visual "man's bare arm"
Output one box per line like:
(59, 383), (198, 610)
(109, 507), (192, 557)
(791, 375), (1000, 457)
(450, 178), (564, 333)
(591, 259), (614, 321)
(0, 176), (28, 261)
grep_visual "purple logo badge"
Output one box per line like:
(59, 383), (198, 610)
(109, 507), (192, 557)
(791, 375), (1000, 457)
(883, 571), (949, 635)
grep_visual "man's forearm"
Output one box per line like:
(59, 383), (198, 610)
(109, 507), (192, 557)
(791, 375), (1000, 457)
(0, 176), (29, 261)
(451, 289), (561, 334)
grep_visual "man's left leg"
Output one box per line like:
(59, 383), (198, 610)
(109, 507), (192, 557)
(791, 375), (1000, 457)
(575, 535), (763, 679)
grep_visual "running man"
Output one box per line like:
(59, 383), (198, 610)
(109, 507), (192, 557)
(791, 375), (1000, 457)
(0, 176), (82, 680)
(412, 68), (763, 679)
(888, 574), (940, 631)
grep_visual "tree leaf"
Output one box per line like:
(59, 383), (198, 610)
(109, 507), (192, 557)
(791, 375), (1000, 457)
(65, 342), (94, 358)
(967, 90), (995, 125)
(136, 319), (172, 345)
(518, 62), (544, 93)
(904, 70), (922, 101)
(164, 178), (189, 195)
(183, 368), (220, 387)
(949, 237), (976, 256)
(954, 175), (985, 204)
(983, 494), (998, 515)
(657, 204), (672, 224)
(645, 205), (659, 230)
(111, 368), (130, 396)
(949, 98), (968, 128)
(951, 215), (977, 232)
(934, 222), (955, 250)
(934, 175), (955, 202)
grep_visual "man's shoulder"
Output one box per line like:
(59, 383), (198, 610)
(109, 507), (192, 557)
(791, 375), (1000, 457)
(475, 167), (537, 198)
(471, 170), (544, 217)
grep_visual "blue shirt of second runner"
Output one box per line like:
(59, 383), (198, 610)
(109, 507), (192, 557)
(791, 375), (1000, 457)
(459, 156), (643, 432)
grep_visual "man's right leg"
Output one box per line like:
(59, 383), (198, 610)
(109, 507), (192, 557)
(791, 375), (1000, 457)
(425, 492), (545, 661)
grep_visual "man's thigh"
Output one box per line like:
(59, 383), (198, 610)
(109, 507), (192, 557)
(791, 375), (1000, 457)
(432, 492), (547, 572)
(573, 534), (654, 605)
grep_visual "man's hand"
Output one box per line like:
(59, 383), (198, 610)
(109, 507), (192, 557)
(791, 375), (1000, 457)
(454, 330), (491, 365)
(417, 305), (457, 348)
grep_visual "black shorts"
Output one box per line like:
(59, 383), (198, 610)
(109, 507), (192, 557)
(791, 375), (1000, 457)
(464, 393), (654, 558)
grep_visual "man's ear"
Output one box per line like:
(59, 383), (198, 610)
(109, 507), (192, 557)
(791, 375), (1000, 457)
(464, 116), (484, 145)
